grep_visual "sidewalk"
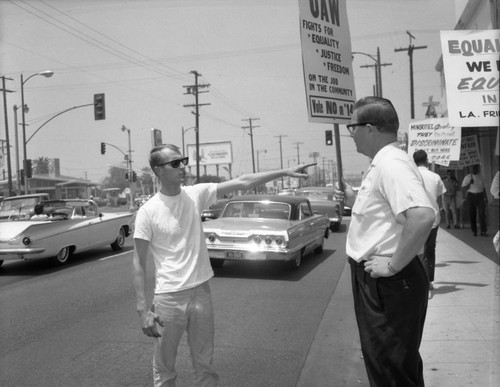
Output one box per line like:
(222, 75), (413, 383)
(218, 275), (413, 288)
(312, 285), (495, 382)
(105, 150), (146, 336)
(297, 228), (500, 386)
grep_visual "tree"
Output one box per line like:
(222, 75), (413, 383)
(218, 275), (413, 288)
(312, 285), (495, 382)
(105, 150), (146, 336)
(100, 166), (128, 190)
(33, 157), (51, 175)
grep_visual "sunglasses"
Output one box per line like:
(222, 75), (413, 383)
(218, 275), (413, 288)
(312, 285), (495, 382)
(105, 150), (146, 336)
(155, 157), (189, 169)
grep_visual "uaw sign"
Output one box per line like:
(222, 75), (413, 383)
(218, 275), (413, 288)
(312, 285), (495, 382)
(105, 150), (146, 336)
(298, 0), (355, 124)
(440, 29), (500, 127)
(408, 118), (461, 167)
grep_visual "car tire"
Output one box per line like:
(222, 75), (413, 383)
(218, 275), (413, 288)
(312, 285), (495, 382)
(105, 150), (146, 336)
(111, 227), (126, 251)
(288, 249), (304, 270)
(51, 246), (71, 265)
(314, 237), (324, 254)
(0, 260), (3, 267)
(330, 222), (340, 232)
(210, 258), (225, 268)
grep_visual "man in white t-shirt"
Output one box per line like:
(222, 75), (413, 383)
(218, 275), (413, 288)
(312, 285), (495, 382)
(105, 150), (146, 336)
(133, 144), (315, 387)
(413, 150), (446, 290)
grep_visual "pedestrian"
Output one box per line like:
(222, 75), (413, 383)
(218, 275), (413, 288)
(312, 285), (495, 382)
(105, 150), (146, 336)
(344, 96), (436, 387)
(461, 164), (488, 236)
(413, 150), (446, 290)
(132, 143), (315, 387)
(442, 170), (460, 228)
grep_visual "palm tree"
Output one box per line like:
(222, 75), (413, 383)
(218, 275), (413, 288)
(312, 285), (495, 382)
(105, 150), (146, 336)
(33, 157), (51, 175)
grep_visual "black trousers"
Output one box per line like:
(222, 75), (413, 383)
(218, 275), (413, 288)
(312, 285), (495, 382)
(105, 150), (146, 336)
(423, 226), (438, 282)
(349, 257), (429, 387)
(467, 192), (487, 234)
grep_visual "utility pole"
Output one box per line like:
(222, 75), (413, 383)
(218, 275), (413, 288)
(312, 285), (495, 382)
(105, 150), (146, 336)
(183, 71), (210, 183)
(242, 118), (260, 173)
(1, 76), (14, 196)
(309, 151), (320, 186)
(395, 31), (427, 119)
(274, 135), (288, 189)
(293, 142), (303, 187)
(358, 47), (392, 97)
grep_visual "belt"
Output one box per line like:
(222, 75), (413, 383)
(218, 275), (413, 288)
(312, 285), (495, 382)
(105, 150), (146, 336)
(348, 257), (366, 267)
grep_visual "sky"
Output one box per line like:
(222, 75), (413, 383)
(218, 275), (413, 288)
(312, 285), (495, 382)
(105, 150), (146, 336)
(1, 0), (468, 184)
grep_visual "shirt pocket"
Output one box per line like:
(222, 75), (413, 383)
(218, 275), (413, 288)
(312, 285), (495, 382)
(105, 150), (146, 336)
(352, 186), (371, 215)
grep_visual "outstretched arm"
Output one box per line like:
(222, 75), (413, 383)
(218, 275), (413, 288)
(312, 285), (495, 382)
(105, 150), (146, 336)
(217, 163), (316, 197)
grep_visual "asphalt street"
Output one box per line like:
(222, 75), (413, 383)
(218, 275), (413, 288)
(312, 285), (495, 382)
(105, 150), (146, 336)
(0, 219), (349, 387)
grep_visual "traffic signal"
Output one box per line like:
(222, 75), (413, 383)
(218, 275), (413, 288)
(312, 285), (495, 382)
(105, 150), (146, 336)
(100, 142), (106, 154)
(24, 159), (33, 178)
(132, 171), (137, 182)
(125, 172), (129, 181)
(325, 130), (333, 146)
(94, 93), (106, 120)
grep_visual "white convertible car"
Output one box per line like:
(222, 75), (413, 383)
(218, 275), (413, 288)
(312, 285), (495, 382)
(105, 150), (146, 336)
(0, 199), (134, 267)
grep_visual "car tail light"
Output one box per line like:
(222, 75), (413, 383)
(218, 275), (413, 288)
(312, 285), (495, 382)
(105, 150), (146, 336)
(264, 236), (273, 245)
(275, 237), (283, 246)
(254, 236), (262, 244)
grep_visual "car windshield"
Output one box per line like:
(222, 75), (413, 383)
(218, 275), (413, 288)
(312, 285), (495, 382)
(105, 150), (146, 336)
(222, 201), (291, 220)
(296, 191), (334, 201)
(0, 197), (39, 211)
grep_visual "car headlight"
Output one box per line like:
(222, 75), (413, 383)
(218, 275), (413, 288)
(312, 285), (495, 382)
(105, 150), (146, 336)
(22, 237), (31, 246)
(207, 234), (216, 243)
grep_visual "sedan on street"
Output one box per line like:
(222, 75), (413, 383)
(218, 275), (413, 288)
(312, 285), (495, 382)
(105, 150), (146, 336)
(202, 195), (329, 270)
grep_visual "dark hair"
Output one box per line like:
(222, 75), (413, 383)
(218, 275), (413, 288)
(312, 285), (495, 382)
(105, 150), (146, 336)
(353, 96), (399, 134)
(413, 149), (428, 166)
(148, 144), (181, 170)
(34, 202), (45, 215)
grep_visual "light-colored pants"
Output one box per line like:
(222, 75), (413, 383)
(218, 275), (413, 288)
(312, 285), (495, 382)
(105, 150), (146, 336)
(443, 195), (457, 225)
(153, 281), (219, 387)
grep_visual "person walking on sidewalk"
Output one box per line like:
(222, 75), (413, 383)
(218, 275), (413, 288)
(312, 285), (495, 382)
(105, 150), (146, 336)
(442, 170), (460, 228)
(344, 96), (436, 387)
(132, 143), (315, 387)
(461, 164), (488, 237)
(413, 150), (446, 290)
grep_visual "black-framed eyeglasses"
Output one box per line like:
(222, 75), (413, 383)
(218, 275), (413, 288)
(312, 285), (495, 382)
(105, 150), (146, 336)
(155, 157), (189, 169)
(346, 122), (373, 136)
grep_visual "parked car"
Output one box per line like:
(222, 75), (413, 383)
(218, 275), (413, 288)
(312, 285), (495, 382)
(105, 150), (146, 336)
(0, 199), (134, 267)
(0, 193), (50, 221)
(202, 195), (329, 270)
(201, 199), (230, 222)
(294, 187), (343, 231)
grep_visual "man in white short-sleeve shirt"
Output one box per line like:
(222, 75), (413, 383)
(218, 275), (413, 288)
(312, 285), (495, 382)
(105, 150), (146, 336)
(132, 144), (315, 387)
(343, 97), (435, 387)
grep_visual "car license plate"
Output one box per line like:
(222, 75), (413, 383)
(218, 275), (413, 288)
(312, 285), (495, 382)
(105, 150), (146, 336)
(226, 251), (244, 259)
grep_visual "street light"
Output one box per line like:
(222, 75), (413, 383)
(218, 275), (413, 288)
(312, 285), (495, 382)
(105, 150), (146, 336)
(21, 70), (53, 193)
(13, 104), (28, 194)
(121, 125), (135, 211)
(351, 48), (390, 97)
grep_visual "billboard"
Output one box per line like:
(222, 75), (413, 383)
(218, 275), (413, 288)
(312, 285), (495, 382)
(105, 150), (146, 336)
(186, 141), (232, 166)
(298, 0), (355, 124)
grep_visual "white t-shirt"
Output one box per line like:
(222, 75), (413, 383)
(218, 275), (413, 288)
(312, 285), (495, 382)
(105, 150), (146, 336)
(417, 166), (446, 227)
(346, 143), (436, 262)
(134, 183), (218, 293)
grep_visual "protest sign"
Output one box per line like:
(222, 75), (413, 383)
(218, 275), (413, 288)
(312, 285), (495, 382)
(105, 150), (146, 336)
(440, 29), (500, 127)
(298, 0), (355, 124)
(408, 118), (461, 167)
